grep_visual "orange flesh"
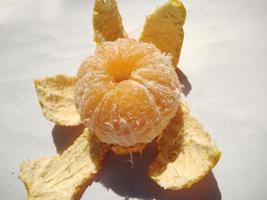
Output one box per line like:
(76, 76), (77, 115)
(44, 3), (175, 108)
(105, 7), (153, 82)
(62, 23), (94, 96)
(74, 38), (181, 146)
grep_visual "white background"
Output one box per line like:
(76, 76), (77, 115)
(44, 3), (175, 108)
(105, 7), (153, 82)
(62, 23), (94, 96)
(1, 0), (267, 199)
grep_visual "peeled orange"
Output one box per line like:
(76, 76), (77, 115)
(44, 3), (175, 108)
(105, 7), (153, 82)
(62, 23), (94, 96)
(74, 38), (181, 146)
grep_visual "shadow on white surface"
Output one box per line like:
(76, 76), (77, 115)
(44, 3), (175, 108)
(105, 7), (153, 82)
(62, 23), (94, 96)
(175, 67), (192, 96)
(52, 125), (85, 154)
(98, 144), (221, 200)
(52, 125), (221, 200)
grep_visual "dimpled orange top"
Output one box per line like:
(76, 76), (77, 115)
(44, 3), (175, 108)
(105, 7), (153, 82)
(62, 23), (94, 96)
(74, 38), (181, 146)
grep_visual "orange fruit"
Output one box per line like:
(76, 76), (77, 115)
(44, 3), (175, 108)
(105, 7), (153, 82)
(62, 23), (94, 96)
(74, 38), (181, 146)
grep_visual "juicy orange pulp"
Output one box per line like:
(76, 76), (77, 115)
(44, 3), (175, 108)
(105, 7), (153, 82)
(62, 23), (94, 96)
(74, 38), (181, 146)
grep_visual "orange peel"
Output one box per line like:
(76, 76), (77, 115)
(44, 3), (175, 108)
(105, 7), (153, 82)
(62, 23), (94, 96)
(34, 75), (81, 126)
(93, 0), (127, 43)
(149, 101), (221, 189)
(19, 128), (109, 200)
(140, 0), (186, 67)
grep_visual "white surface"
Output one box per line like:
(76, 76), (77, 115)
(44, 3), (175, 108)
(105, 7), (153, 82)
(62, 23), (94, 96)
(1, 0), (267, 199)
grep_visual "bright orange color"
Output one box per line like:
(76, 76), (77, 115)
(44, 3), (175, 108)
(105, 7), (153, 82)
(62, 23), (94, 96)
(74, 38), (181, 146)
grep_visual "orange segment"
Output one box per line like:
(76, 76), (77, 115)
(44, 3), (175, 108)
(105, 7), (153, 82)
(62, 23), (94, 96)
(114, 80), (159, 138)
(92, 80), (159, 146)
(133, 74), (179, 119)
(112, 143), (147, 155)
(90, 90), (123, 144)
(74, 71), (115, 120)
(77, 56), (106, 77)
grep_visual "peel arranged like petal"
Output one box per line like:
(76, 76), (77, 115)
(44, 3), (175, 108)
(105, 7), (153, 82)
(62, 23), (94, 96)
(149, 101), (221, 190)
(19, 128), (110, 200)
(34, 75), (81, 126)
(140, 0), (186, 67)
(93, 0), (127, 43)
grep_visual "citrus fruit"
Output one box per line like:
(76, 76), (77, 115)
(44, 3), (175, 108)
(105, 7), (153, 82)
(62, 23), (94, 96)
(74, 38), (181, 146)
